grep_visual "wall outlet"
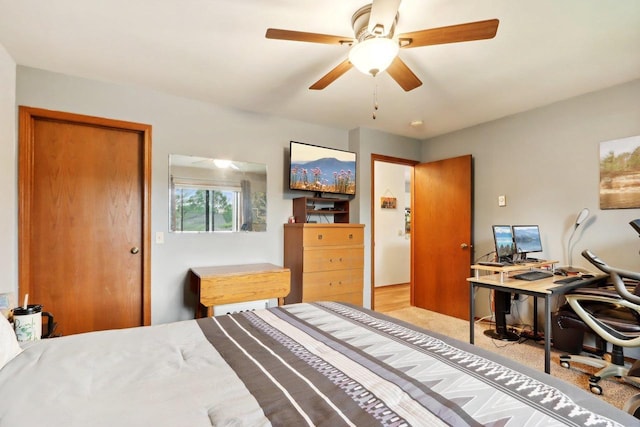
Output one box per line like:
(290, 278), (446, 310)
(498, 195), (507, 207)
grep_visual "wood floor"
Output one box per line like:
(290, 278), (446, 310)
(374, 283), (410, 312)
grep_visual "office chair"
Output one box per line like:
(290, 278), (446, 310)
(557, 249), (640, 396)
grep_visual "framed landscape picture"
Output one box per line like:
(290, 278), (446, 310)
(600, 135), (640, 209)
(380, 196), (396, 209)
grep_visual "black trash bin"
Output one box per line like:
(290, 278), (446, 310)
(552, 306), (586, 354)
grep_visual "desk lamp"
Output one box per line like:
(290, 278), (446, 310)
(562, 208), (590, 274)
(630, 219), (640, 255)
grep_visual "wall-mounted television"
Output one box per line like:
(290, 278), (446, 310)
(289, 141), (356, 197)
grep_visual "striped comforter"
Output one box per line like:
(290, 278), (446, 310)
(198, 302), (632, 426)
(0, 302), (635, 426)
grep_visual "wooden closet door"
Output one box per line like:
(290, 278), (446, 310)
(19, 107), (152, 335)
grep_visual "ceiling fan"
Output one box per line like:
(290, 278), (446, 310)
(265, 0), (499, 92)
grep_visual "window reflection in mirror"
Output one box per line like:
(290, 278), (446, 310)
(169, 155), (267, 232)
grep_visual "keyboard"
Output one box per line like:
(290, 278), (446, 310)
(515, 258), (539, 264)
(554, 276), (583, 284)
(478, 261), (515, 267)
(513, 270), (553, 281)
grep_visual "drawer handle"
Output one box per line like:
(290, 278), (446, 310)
(348, 234), (353, 239)
(317, 234), (323, 240)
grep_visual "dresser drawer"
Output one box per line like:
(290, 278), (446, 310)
(302, 226), (363, 247)
(304, 290), (362, 305)
(333, 292), (363, 306)
(302, 269), (363, 302)
(303, 247), (364, 272)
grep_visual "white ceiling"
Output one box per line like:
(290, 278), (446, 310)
(1, 1), (639, 139)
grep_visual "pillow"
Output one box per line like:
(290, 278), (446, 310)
(0, 314), (22, 369)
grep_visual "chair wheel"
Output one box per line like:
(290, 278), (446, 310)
(589, 384), (603, 395)
(560, 360), (570, 369)
(622, 393), (640, 419)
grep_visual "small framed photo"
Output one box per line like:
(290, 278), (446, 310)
(381, 197), (397, 209)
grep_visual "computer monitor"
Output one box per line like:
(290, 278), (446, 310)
(486, 225), (520, 341)
(512, 225), (543, 259)
(492, 225), (515, 262)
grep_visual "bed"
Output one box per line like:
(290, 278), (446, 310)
(0, 301), (636, 426)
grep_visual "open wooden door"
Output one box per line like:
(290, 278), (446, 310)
(412, 155), (472, 320)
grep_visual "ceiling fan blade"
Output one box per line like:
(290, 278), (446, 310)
(368, 0), (401, 36)
(398, 19), (499, 48)
(266, 28), (353, 45)
(309, 59), (353, 90)
(386, 57), (422, 91)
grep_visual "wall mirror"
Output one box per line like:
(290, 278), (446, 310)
(169, 154), (267, 232)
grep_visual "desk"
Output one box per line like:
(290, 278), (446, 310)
(190, 263), (291, 318)
(467, 269), (606, 373)
(472, 260), (558, 283)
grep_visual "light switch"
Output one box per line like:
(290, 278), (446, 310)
(155, 231), (164, 244)
(498, 195), (507, 207)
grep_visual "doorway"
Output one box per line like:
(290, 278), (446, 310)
(18, 107), (152, 335)
(371, 154), (418, 311)
(371, 154), (473, 319)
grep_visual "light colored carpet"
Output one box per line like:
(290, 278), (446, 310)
(383, 306), (639, 412)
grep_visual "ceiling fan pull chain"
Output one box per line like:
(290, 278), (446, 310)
(372, 78), (379, 120)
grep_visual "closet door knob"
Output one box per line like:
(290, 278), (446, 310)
(130, 247), (140, 254)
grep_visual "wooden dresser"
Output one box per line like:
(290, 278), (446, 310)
(283, 223), (364, 305)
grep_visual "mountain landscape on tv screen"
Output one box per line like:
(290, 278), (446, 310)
(290, 157), (356, 195)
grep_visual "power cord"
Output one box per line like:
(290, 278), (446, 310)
(474, 250), (496, 264)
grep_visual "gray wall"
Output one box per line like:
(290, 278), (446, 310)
(14, 66), (351, 324)
(5, 65), (423, 324)
(422, 79), (640, 324)
(5, 62), (640, 332)
(0, 46), (16, 300)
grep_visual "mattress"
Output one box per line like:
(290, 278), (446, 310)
(0, 302), (636, 426)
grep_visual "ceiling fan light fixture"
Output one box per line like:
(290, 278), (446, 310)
(348, 37), (399, 77)
(213, 159), (232, 169)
